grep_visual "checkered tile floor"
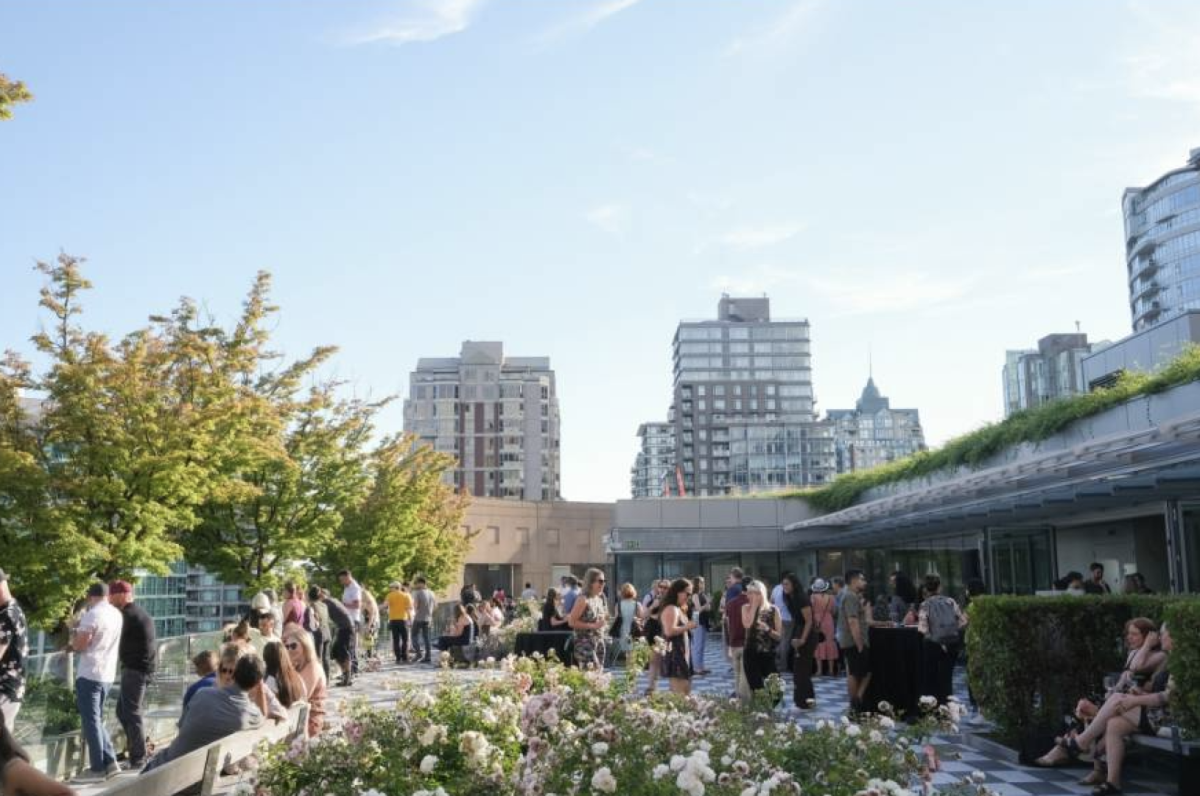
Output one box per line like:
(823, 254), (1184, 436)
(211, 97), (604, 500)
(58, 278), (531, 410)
(330, 645), (1178, 796)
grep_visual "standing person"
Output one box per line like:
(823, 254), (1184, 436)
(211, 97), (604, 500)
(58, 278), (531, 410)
(741, 581), (782, 697)
(724, 577), (751, 702)
(770, 574), (794, 673)
(385, 581), (413, 664)
(282, 624), (327, 737)
(360, 586), (379, 660)
(724, 568), (745, 602)
(809, 579), (838, 677)
(70, 583), (123, 783)
(830, 576), (847, 676)
(411, 577), (436, 664)
(690, 577), (711, 676)
(917, 574), (967, 705)
(1084, 562), (1112, 595)
(281, 582), (306, 627)
(838, 570), (880, 713)
(615, 584), (643, 659)
(316, 588), (355, 687)
(304, 586), (330, 680)
(0, 569), (28, 730)
(784, 573), (815, 708)
(521, 582), (538, 601)
(337, 570), (362, 673)
(108, 581), (156, 770)
(567, 568), (609, 669)
(660, 578), (697, 695)
(888, 572), (918, 625)
(644, 591), (665, 694)
(561, 576), (581, 614)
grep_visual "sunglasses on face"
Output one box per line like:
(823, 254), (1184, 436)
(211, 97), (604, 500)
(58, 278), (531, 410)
(285, 642), (300, 651)
(220, 667), (235, 675)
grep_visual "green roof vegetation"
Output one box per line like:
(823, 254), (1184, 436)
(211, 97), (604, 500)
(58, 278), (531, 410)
(777, 345), (1200, 513)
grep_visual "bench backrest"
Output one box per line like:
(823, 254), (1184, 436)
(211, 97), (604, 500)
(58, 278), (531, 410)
(96, 702), (308, 796)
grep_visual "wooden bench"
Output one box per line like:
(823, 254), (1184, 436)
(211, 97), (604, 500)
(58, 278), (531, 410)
(82, 702), (309, 796)
(1128, 726), (1200, 794)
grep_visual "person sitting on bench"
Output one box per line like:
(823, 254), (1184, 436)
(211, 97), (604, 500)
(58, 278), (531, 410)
(1, 714), (76, 796)
(435, 605), (475, 652)
(141, 653), (267, 773)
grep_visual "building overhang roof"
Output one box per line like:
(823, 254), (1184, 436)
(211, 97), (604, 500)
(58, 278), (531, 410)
(784, 412), (1200, 549)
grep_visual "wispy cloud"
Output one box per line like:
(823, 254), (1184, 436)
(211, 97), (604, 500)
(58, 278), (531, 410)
(538, 0), (644, 43)
(717, 222), (805, 249)
(584, 203), (632, 236)
(345, 0), (485, 46)
(723, 0), (824, 58)
(808, 270), (972, 316)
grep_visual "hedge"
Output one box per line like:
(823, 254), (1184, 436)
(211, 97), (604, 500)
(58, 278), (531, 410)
(966, 595), (1200, 742)
(774, 346), (1200, 512)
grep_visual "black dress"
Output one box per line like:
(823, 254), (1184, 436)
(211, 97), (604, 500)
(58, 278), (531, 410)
(743, 605), (779, 692)
(660, 608), (692, 680)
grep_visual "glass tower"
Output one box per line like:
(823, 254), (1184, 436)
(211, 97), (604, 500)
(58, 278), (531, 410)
(1124, 147), (1200, 332)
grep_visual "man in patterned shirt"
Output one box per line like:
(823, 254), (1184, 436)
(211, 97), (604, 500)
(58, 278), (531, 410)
(0, 568), (29, 728)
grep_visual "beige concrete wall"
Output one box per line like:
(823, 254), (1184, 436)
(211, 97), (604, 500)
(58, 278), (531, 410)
(446, 498), (614, 598)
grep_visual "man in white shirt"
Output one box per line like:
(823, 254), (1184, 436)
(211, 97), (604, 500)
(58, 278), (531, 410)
(338, 569), (362, 675)
(71, 582), (125, 782)
(770, 575), (794, 673)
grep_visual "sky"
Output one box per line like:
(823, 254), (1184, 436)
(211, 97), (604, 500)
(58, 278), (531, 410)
(2, 0), (1199, 502)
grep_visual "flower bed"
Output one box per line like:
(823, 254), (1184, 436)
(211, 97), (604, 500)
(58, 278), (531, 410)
(257, 649), (990, 796)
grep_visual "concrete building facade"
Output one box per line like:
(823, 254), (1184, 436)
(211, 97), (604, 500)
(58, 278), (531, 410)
(404, 341), (561, 501)
(1124, 146), (1200, 332)
(1002, 333), (1096, 416)
(451, 498), (612, 599)
(827, 377), (925, 473)
(630, 419), (676, 498)
(671, 296), (835, 496)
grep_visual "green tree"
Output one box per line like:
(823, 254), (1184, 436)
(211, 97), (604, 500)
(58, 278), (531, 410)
(181, 273), (384, 593)
(322, 434), (470, 592)
(0, 73), (33, 120)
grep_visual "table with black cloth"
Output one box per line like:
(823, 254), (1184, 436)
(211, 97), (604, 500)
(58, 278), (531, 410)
(514, 631), (573, 662)
(863, 626), (923, 719)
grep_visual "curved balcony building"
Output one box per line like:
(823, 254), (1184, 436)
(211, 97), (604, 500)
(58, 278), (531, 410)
(1124, 147), (1200, 331)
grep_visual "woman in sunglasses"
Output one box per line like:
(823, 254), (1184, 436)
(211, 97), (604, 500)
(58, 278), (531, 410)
(282, 625), (327, 737)
(567, 568), (609, 669)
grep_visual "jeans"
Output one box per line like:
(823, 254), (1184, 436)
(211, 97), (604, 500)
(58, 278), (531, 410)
(116, 668), (151, 763)
(76, 677), (116, 773)
(412, 621), (432, 661)
(691, 625), (707, 672)
(730, 647), (751, 703)
(389, 619), (410, 661)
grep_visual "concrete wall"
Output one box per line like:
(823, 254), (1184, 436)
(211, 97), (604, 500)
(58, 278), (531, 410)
(611, 498), (821, 553)
(450, 498), (613, 597)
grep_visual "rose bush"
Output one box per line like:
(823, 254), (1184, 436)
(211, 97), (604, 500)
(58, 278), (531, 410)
(257, 650), (995, 796)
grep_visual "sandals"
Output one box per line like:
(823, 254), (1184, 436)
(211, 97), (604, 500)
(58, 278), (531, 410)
(1091, 783), (1120, 796)
(1078, 770), (1105, 787)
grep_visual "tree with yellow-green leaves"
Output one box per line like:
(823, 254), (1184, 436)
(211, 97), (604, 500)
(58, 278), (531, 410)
(0, 256), (468, 628)
(0, 73), (33, 120)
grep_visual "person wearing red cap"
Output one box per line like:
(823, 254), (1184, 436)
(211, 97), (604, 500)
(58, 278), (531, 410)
(108, 581), (156, 770)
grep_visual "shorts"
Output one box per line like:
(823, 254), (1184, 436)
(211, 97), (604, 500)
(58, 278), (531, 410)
(332, 627), (354, 661)
(842, 645), (871, 678)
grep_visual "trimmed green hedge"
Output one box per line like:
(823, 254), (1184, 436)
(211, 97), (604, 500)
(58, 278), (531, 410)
(966, 595), (1200, 742)
(776, 346), (1200, 512)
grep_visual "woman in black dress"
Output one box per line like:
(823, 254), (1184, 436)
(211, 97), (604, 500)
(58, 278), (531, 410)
(659, 578), (697, 695)
(740, 580), (783, 695)
(538, 588), (569, 632)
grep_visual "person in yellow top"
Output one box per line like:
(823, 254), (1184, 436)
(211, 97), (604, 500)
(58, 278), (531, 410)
(385, 582), (414, 663)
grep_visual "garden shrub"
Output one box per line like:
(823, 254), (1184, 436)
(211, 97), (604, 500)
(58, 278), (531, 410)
(967, 595), (1200, 742)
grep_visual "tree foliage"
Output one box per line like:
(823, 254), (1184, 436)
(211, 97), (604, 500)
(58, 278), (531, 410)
(0, 73), (33, 120)
(319, 434), (471, 593)
(0, 256), (466, 627)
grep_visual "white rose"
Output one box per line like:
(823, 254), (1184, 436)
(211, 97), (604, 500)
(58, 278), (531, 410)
(844, 724), (861, 737)
(419, 755), (438, 774)
(592, 742), (609, 756)
(670, 755), (687, 772)
(653, 764), (670, 780)
(591, 766), (618, 793)
(878, 716), (895, 731)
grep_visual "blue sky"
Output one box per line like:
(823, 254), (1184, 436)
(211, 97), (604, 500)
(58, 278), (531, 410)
(2, 0), (1199, 502)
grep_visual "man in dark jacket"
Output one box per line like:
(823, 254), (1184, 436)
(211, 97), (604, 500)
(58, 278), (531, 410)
(109, 581), (156, 769)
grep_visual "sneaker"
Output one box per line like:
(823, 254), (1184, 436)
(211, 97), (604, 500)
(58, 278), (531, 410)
(105, 761), (122, 779)
(73, 769), (108, 784)
(122, 758), (147, 771)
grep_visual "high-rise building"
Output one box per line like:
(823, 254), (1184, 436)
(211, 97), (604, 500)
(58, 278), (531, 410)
(671, 296), (835, 496)
(827, 377), (925, 473)
(1124, 147), (1200, 332)
(404, 341), (561, 501)
(630, 419), (676, 498)
(1002, 333), (1097, 416)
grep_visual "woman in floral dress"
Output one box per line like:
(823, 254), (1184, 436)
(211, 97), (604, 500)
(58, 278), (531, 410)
(809, 578), (839, 676)
(567, 568), (609, 668)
